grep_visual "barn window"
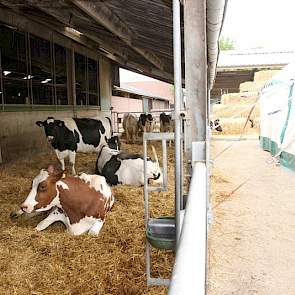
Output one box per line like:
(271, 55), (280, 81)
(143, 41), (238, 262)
(0, 25), (28, 104)
(30, 35), (53, 105)
(54, 44), (67, 105)
(75, 53), (99, 107)
(0, 24), (100, 110)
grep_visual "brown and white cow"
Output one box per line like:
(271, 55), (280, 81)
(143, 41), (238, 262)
(122, 113), (138, 144)
(12, 165), (114, 235)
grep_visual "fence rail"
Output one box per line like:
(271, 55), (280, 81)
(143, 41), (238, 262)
(168, 162), (207, 295)
(111, 109), (174, 134)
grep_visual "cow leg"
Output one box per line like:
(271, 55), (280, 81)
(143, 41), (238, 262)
(35, 208), (67, 232)
(55, 150), (67, 171)
(88, 219), (104, 235)
(68, 151), (76, 175)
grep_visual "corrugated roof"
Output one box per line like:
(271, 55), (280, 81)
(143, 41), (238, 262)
(218, 49), (295, 69)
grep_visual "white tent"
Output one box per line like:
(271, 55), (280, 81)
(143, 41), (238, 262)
(260, 62), (295, 170)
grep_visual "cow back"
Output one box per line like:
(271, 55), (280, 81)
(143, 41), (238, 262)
(57, 176), (111, 224)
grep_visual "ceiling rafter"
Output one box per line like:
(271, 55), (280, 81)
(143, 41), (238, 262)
(25, 0), (130, 61)
(71, 0), (165, 71)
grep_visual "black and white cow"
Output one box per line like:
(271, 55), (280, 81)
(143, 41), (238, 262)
(36, 117), (113, 175)
(95, 145), (163, 186)
(210, 119), (223, 132)
(137, 113), (155, 133)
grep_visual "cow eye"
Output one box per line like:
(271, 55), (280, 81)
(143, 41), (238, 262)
(39, 185), (47, 191)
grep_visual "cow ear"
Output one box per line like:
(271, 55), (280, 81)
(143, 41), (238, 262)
(36, 121), (44, 127)
(47, 164), (64, 182)
(57, 120), (64, 127)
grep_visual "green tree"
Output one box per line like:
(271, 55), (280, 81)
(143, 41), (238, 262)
(219, 36), (236, 51)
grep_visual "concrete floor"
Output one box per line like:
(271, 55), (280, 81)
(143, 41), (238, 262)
(208, 139), (295, 295)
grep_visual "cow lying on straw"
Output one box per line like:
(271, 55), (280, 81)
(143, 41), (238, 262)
(11, 165), (114, 235)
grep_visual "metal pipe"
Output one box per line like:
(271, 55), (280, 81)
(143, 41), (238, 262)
(173, 0), (183, 245)
(143, 137), (151, 284)
(168, 163), (207, 295)
(162, 139), (168, 191)
(0, 49), (4, 111)
(207, 0), (227, 89)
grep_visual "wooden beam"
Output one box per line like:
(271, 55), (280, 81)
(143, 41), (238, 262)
(71, 0), (165, 71)
(25, 1), (130, 61)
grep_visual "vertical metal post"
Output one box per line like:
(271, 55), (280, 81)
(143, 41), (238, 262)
(143, 137), (151, 284)
(162, 139), (168, 191)
(52, 40), (57, 107)
(50, 37), (55, 105)
(0, 49), (4, 111)
(173, 0), (182, 244)
(71, 49), (77, 114)
(184, 0), (207, 157)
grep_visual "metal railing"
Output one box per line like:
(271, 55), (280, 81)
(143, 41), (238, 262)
(111, 109), (174, 134)
(168, 162), (207, 295)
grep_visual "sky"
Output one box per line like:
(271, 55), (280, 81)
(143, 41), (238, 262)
(121, 0), (295, 82)
(221, 0), (295, 49)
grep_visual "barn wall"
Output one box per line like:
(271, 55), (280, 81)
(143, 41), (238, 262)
(111, 96), (143, 113)
(0, 109), (110, 163)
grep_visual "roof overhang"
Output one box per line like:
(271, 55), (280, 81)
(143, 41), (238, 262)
(0, 0), (227, 87)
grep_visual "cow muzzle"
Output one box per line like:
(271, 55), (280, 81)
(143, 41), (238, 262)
(47, 136), (55, 143)
(20, 203), (34, 214)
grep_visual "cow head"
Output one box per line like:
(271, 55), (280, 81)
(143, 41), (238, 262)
(107, 136), (120, 151)
(20, 164), (64, 214)
(147, 145), (163, 185)
(210, 119), (222, 132)
(147, 114), (153, 122)
(36, 117), (65, 144)
(139, 114), (147, 126)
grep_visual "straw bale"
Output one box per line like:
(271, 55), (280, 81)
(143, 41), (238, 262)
(212, 104), (260, 118)
(254, 70), (280, 82)
(211, 118), (260, 135)
(220, 93), (258, 105)
(0, 142), (175, 294)
(239, 81), (265, 92)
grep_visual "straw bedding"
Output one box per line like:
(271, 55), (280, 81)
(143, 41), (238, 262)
(0, 142), (175, 295)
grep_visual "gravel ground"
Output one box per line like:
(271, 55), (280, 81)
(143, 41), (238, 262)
(208, 140), (295, 295)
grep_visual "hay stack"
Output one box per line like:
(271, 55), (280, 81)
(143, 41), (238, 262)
(239, 81), (265, 92)
(0, 142), (175, 294)
(212, 104), (260, 119)
(212, 118), (260, 135)
(254, 70), (280, 82)
(220, 93), (258, 105)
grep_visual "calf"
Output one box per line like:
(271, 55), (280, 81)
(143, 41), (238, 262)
(138, 113), (155, 133)
(122, 113), (138, 144)
(96, 145), (163, 186)
(160, 112), (174, 147)
(160, 113), (174, 133)
(12, 165), (114, 235)
(210, 119), (222, 132)
(36, 116), (112, 174)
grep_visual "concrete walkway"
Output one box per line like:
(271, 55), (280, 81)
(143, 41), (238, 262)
(208, 140), (295, 295)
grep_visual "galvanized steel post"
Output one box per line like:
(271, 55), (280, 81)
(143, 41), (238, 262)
(172, 0), (183, 244)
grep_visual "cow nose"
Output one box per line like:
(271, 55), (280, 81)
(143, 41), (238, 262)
(20, 204), (28, 212)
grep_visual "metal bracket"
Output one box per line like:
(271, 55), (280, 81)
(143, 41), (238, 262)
(192, 141), (206, 163)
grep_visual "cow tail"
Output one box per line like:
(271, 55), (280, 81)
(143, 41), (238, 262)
(151, 145), (160, 170)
